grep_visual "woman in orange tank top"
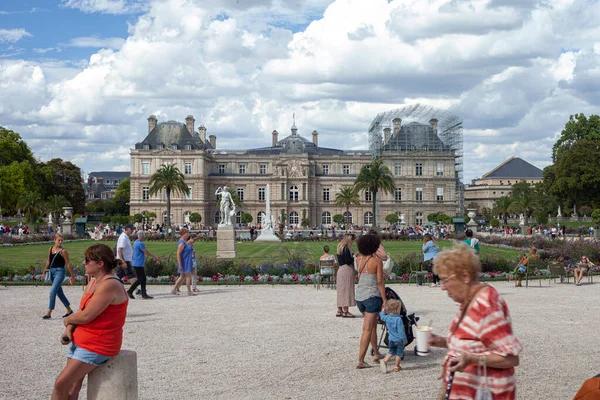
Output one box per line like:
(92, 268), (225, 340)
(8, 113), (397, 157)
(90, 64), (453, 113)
(51, 244), (129, 400)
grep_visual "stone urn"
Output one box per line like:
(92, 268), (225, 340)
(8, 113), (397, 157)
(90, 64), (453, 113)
(466, 209), (478, 232)
(62, 207), (73, 223)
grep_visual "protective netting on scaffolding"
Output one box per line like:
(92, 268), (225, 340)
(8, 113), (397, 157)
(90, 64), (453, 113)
(367, 103), (463, 182)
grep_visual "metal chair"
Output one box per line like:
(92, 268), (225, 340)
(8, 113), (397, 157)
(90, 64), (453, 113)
(525, 259), (543, 288)
(408, 265), (429, 286)
(317, 258), (336, 290)
(547, 261), (569, 284)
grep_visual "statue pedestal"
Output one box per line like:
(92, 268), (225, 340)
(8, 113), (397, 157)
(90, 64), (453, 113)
(254, 228), (281, 242)
(216, 225), (237, 259)
(61, 222), (73, 235)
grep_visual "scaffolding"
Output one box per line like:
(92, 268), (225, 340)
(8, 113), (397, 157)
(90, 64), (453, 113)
(367, 104), (464, 214)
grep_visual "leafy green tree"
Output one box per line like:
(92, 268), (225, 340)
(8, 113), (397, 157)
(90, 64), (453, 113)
(18, 192), (42, 225)
(148, 164), (189, 228)
(0, 127), (35, 166)
(132, 214), (143, 223)
(592, 209), (600, 226)
(509, 190), (538, 225)
(189, 213), (202, 225)
(333, 214), (344, 226)
(334, 186), (361, 214)
(493, 196), (513, 226)
(241, 213), (253, 226)
(534, 210), (548, 226)
(427, 212), (452, 224)
(0, 161), (37, 214)
(301, 218), (310, 227)
(490, 218), (500, 228)
(385, 213), (399, 225)
(38, 159), (86, 214)
(552, 114), (600, 162)
(112, 178), (130, 216)
(353, 158), (394, 227)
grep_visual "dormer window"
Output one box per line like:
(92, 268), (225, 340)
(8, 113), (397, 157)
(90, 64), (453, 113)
(157, 144), (164, 150)
(185, 144), (192, 150)
(171, 144), (178, 150)
(143, 144), (150, 150)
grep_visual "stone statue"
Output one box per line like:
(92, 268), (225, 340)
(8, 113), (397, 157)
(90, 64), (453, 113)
(215, 186), (235, 226)
(519, 214), (525, 226)
(48, 212), (53, 225)
(557, 205), (562, 217)
(263, 211), (273, 230)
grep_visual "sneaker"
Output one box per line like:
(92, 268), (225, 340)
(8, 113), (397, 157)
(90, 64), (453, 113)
(430, 283), (438, 288)
(393, 366), (402, 372)
(136, 289), (141, 295)
(127, 291), (135, 299)
(379, 360), (387, 374)
(141, 295), (153, 299)
(187, 292), (197, 296)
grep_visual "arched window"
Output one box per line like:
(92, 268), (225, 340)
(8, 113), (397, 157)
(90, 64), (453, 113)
(364, 212), (373, 225)
(236, 211), (243, 225)
(183, 211), (191, 224)
(289, 211), (299, 225)
(214, 211), (221, 225)
(343, 211), (352, 225)
(289, 185), (299, 202)
(321, 211), (331, 225)
(415, 212), (423, 225)
(257, 211), (265, 225)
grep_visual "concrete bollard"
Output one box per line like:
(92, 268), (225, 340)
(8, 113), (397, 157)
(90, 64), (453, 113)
(87, 349), (138, 400)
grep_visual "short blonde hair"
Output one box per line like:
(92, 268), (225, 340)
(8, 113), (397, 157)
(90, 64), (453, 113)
(179, 228), (189, 236)
(433, 242), (481, 281)
(384, 299), (402, 315)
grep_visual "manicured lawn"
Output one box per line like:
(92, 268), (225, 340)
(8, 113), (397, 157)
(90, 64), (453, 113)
(0, 239), (521, 271)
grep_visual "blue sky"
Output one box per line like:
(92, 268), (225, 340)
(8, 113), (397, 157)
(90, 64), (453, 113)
(0, 0), (599, 181)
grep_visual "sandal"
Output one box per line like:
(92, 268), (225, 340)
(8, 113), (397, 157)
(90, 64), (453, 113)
(336, 311), (343, 317)
(342, 312), (355, 318)
(372, 354), (384, 362)
(356, 362), (372, 369)
(192, 289), (200, 293)
(394, 366), (402, 372)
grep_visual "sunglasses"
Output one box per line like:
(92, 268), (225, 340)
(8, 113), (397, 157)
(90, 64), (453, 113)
(84, 257), (99, 264)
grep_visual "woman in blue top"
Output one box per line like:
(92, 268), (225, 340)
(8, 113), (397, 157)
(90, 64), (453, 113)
(422, 233), (441, 287)
(171, 229), (196, 296)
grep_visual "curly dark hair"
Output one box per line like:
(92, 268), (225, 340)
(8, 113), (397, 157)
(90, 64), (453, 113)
(357, 233), (381, 256)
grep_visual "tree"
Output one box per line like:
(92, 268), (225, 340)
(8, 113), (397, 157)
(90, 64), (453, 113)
(18, 192), (42, 225)
(493, 196), (513, 226)
(0, 161), (38, 214)
(385, 213), (399, 225)
(189, 213), (202, 226)
(510, 190), (538, 225)
(534, 210), (548, 226)
(241, 213), (253, 226)
(132, 214), (143, 223)
(552, 114), (600, 162)
(592, 209), (600, 226)
(0, 127), (35, 166)
(333, 214), (344, 226)
(112, 178), (130, 216)
(301, 218), (310, 227)
(38, 159), (86, 214)
(46, 195), (70, 222)
(334, 186), (361, 214)
(148, 164), (189, 228)
(353, 158), (395, 227)
(490, 218), (500, 228)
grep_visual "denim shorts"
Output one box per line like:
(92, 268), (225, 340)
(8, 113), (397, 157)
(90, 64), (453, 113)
(388, 340), (406, 357)
(67, 343), (111, 366)
(356, 296), (383, 314)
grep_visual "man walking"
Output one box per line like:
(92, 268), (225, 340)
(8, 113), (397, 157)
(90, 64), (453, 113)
(128, 231), (159, 299)
(116, 224), (137, 285)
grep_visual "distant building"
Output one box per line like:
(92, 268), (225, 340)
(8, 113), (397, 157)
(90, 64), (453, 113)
(129, 114), (461, 227)
(84, 171), (131, 201)
(464, 157), (543, 211)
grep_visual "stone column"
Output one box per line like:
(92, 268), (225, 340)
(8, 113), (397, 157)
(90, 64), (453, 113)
(87, 350), (138, 400)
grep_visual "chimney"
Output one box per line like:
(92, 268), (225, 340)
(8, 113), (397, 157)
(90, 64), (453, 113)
(209, 134), (216, 149)
(185, 115), (195, 135)
(383, 127), (391, 144)
(198, 125), (207, 143)
(429, 118), (438, 132)
(312, 130), (318, 146)
(147, 115), (157, 133)
(272, 130), (278, 146)
(392, 118), (402, 134)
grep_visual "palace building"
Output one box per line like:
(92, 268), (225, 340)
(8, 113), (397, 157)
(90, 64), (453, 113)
(129, 110), (462, 227)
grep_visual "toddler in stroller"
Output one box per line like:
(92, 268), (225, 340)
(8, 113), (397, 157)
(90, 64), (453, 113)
(375, 287), (419, 365)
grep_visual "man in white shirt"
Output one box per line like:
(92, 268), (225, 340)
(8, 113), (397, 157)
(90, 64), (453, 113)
(116, 224), (136, 283)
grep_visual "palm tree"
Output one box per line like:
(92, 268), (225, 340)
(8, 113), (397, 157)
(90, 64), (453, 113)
(334, 186), (361, 223)
(148, 164), (189, 228)
(18, 192), (42, 225)
(493, 196), (513, 226)
(510, 192), (538, 225)
(353, 158), (395, 227)
(46, 195), (70, 223)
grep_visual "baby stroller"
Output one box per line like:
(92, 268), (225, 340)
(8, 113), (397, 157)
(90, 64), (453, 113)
(375, 287), (420, 358)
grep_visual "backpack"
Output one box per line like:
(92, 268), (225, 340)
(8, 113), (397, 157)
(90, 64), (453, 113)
(574, 375), (600, 399)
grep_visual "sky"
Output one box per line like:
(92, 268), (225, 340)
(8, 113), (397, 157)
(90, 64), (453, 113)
(1, 0), (599, 182)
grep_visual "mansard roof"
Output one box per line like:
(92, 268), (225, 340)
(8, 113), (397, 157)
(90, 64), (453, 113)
(135, 121), (207, 150)
(382, 121), (450, 151)
(482, 157), (543, 179)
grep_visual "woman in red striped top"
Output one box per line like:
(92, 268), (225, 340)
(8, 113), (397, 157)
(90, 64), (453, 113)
(429, 243), (522, 399)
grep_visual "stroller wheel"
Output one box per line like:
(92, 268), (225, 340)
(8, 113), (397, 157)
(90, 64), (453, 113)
(414, 347), (418, 356)
(370, 349), (374, 356)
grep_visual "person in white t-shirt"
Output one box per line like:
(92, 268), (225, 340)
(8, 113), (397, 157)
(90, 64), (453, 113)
(116, 224), (136, 284)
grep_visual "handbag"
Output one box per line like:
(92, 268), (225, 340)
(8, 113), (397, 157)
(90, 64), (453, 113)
(44, 271), (52, 283)
(475, 356), (493, 400)
(383, 255), (393, 275)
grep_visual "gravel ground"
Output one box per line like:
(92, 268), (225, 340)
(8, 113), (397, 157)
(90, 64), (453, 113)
(1, 280), (598, 400)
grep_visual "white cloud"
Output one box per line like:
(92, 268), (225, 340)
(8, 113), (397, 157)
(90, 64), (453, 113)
(60, 0), (148, 14)
(0, 28), (32, 43)
(1, 0), (600, 183)
(64, 36), (126, 49)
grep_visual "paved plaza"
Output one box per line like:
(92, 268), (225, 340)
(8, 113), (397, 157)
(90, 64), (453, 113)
(1, 280), (598, 399)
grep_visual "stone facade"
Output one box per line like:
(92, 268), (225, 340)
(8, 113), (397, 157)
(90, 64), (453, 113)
(130, 116), (460, 227)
